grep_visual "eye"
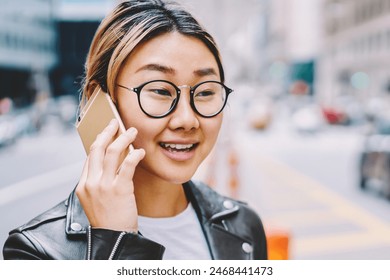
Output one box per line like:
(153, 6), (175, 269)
(151, 89), (172, 97)
(142, 85), (176, 99)
(195, 90), (215, 98)
(141, 81), (177, 99)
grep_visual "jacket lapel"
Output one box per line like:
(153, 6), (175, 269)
(184, 181), (252, 260)
(65, 190), (89, 235)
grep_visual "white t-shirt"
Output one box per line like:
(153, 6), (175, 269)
(138, 203), (211, 260)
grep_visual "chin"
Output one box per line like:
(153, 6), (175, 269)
(136, 163), (196, 185)
(163, 171), (195, 185)
(159, 163), (201, 184)
(139, 154), (204, 185)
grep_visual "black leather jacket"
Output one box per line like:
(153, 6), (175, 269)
(3, 181), (267, 260)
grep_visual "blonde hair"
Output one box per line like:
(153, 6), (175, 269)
(80, 0), (224, 110)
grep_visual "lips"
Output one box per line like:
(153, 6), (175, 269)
(159, 142), (198, 152)
(159, 141), (199, 161)
(159, 142), (196, 151)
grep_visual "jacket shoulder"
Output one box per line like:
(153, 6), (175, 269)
(4, 199), (71, 260)
(189, 180), (264, 228)
(10, 199), (68, 234)
(189, 180), (250, 211)
(189, 180), (268, 259)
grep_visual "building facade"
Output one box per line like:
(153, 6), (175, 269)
(51, 0), (115, 97)
(0, 0), (57, 106)
(317, 0), (390, 104)
(260, 0), (322, 96)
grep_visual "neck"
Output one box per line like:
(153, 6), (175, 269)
(133, 169), (189, 218)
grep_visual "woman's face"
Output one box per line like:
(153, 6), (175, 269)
(116, 32), (223, 185)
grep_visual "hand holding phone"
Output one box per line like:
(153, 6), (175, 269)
(75, 87), (143, 233)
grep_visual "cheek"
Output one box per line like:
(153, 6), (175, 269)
(124, 117), (161, 148)
(117, 99), (156, 148)
(203, 116), (223, 146)
(117, 96), (148, 131)
(132, 123), (159, 149)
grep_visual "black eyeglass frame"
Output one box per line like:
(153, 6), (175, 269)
(116, 79), (233, 118)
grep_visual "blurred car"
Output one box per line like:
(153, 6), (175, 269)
(56, 95), (78, 128)
(0, 114), (17, 146)
(28, 95), (78, 131)
(365, 97), (390, 135)
(359, 134), (390, 199)
(321, 95), (365, 126)
(247, 98), (273, 130)
(291, 104), (324, 133)
(321, 106), (349, 125)
(0, 107), (34, 147)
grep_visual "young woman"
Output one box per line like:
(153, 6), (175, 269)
(3, 0), (267, 260)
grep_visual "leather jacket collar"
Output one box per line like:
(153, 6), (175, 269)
(64, 180), (253, 260)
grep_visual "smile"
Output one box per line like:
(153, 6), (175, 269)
(159, 142), (197, 152)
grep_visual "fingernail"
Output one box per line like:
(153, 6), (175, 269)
(132, 148), (145, 157)
(109, 119), (117, 125)
(127, 127), (137, 134)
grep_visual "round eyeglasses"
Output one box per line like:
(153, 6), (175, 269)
(116, 80), (233, 118)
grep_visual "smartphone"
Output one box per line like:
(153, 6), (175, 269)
(76, 87), (133, 156)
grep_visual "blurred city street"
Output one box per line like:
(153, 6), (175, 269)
(238, 109), (390, 259)
(2, 0), (390, 261)
(195, 100), (390, 259)
(2, 104), (390, 260)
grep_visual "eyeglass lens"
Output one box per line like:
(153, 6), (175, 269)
(139, 81), (227, 117)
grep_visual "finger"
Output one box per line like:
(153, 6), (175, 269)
(116, 148), (145, 183)
(77, 158), (89, 187)
(76, 157), (89, 192)
(101, 127), (138, 182)
(87, 119), (119, 179)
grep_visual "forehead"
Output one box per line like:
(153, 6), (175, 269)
(120, 32), (219, 78)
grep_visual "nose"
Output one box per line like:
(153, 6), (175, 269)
(168, 89), (200, 131)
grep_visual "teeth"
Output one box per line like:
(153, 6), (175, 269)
(162, 143), (194, 150)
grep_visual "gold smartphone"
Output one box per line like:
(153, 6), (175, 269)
(76, 87), (133, 155)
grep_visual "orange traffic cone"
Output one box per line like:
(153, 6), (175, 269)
(266, 227), (290, 260)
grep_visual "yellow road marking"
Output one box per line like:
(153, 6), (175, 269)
(253, 153), (390, 231)
(239, 148), (390, 258)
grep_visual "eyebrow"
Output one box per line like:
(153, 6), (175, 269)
(136, 63), (218, 77)
(194, 68), (218, 77)
(136, 63), (176, 74)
